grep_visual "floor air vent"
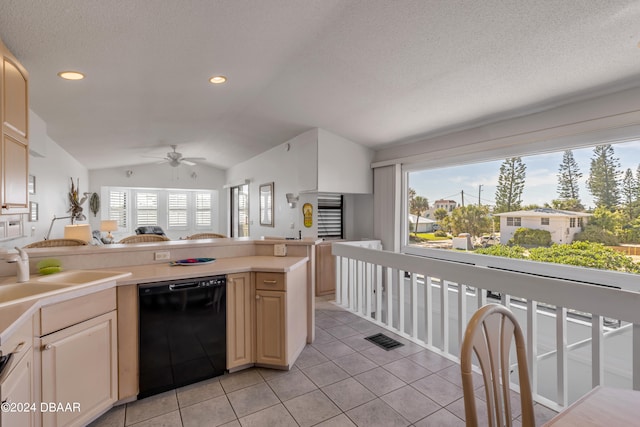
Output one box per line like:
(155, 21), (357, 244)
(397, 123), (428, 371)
(365, 333), (404, 351)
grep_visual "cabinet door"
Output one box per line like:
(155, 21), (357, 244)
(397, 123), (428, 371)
(227, 272), (254, 369)
(2, 50), (29, 140)
(0, 348), (35, 427)
(2, 133), (28, 209)
(41, 311), (117, 427)
(316, 242), (336, 296)
(255, 290), (286, 366)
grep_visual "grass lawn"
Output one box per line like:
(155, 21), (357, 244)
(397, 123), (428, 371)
(411, 233), (450, 241)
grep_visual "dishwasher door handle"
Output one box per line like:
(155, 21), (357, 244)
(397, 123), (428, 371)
(169, 282), (200, 291)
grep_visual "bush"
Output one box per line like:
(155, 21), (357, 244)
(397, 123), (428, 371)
(511, 227), (552, 247)
(474, 245), (527, 259)
(573, 225), (619, 245)
(528, 241), (640, 273)
(434, 230), (448, 237)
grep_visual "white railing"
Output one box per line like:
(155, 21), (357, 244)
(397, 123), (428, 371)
(333, 241), (640, 410)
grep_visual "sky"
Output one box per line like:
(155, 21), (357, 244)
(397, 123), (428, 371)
(409, 140), (640, 210)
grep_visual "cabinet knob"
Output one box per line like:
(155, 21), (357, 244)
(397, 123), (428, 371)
(43, 344), (52, 351)
(256, 295), (260, 300)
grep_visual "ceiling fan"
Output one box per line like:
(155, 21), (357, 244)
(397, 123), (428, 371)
(148, 145), (206, 167)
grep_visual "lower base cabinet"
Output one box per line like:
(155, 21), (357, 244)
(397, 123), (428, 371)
(40, 311), (118, 427)
(255, 289), (286, 365)
(1, 347), (35, 427)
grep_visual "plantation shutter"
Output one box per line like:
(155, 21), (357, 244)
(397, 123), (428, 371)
(317, 194), (343, 239)
(168, 193), (188, 228)
(195, 192), (212, 227)
(136, 192), (158, 226)
(109, 190), (127, 228)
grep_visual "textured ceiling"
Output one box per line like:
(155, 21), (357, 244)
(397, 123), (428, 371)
(0, 1), (639, 170)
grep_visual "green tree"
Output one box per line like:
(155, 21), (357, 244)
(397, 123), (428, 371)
(434, 208), (448, 222)
(587, 144), (620, 210)
(494, 157), (526, 213)
(621, 168), (637, 219)
(447, 205), (491, 237)
(409, 195), (429, 236)
(549, 198), (585, 211)
(557, 150), (582, 202)
(589, 206), (624, 234)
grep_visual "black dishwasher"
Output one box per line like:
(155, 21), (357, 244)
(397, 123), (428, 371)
(138, 275), (226, 399)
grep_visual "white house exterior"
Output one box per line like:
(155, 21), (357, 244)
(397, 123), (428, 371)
(408, 214), (438, 232)
(495, 208), (591, 244)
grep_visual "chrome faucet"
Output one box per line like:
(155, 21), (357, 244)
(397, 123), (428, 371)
(6, 247), (29, 282)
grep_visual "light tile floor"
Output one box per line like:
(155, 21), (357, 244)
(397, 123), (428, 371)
(90, 297), (557, 427)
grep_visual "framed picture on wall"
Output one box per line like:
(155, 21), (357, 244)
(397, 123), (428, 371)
(259, 182), (274, 226)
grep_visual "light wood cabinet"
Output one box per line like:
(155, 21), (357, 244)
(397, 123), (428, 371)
(316, 241), (336, 296)
(1, 348), (35, 427)
(0, 38), (29, 213)
(39, 289), (118, 427)
(227, 272), (254, 370)
(254, 267), (307, 369)
(255, 289), (286, 365)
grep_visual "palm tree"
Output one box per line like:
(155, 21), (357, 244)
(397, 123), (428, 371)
(410, 196), (429, 236)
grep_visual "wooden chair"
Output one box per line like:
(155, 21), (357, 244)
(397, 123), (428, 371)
(118, 234), (170, 244)
(185, 233), (227, 239)
(24, 238), (88, 248)
(460, 303), (535, 427)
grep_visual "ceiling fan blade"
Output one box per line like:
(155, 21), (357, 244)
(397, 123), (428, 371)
(181, 159), (197, 166)
(182, 157), (206, 161)
(141, 155), (168, 160)
(156, 159), (169, 164)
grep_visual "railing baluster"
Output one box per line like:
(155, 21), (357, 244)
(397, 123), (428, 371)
(335, 255), (342, 306)
(591, 314), (603, 388)
(426, 276), (433, 345)
(365, 262), (372, 319)
(556, 306), (568, 406)
(375, 264), (382, 323)
(527, 300), (538, 397)
(399, 269), (405, 334)
(477, 287), (487, 309)
(348, 259), (355, 312)
(411, 273), (418, 339)
(386, 268), (393, 328)
(633, 324), (640, 391)
(441, 280), (450, 353)
(458, 283), (467, 347)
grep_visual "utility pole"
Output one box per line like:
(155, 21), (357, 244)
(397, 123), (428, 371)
(478, 184), (483, 206)
(461, 190), (465, 207)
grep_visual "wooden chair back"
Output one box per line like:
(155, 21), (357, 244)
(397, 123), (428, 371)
(460, 303), (535, 427)
(118, 234), (170, 244)
(185, 233), (227, 239)
(24, 238), (88, 248)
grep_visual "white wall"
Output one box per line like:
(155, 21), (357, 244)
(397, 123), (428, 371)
(317, 129), (374, 193)
(89, 162), (227, 235)
(2, 111), (89, 248)
(226, 129), (375, 240)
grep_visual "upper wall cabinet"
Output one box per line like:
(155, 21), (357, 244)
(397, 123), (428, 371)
(1, 38), (29, 213)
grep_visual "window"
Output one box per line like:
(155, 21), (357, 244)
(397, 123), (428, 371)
(578, 218), (584, 227)
(570, 218), (576, 228)
(507, 217), (521, 227)
(168, 193), (188, 228)
(318, 194), (343, 239)
(102, 186), (217, 237)
(108, 190), (127, 228)
(231, 184), (249, 237)
(136, 192), (158, 226)
(195, 192), (212, 227)
(541, 218), (549, 225)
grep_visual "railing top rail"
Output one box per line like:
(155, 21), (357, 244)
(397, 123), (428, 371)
(332, 243), (640, 324)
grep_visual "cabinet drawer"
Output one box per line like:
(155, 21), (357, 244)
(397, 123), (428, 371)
(255, 272), (285, 291)
(40, 288), (116, 336)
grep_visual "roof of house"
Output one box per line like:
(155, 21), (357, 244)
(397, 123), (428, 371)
(408, 214), (436, 224)
(494, 208), (592, 218)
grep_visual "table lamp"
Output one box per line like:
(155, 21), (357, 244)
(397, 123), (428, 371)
(100, 220), (118, 243)
(63, 224), (92, 242)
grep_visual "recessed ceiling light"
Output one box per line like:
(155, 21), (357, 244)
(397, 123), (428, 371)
(209, 75), (227, 84)
(57, 71), (85, 80)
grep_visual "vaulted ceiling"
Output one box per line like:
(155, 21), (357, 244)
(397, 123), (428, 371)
(1, 1), (639, 170)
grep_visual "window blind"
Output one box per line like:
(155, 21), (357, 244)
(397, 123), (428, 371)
(136, 192), (158, 226)
(108, 190), (127, 228)
(168, 193), (188, 228)
(318, 194), (343, 238)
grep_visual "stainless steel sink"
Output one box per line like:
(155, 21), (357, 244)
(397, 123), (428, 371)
(0, 282), (69, 304)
